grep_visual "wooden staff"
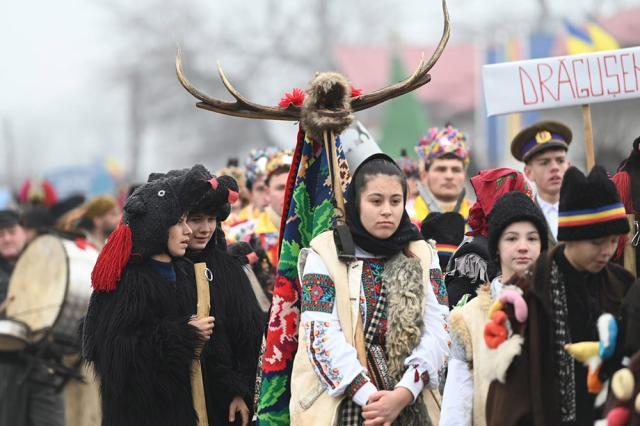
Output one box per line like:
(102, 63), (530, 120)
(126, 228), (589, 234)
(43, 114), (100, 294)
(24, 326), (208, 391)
(323, 130), (346, 224)
(624, 214), (637, 278)
(582, 104), (595, 171)
(192, 262), (211, 426)
(323, 129), (367, 368)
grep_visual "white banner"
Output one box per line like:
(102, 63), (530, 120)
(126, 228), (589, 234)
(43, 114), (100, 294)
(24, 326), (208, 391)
(482, 46), (640, 116)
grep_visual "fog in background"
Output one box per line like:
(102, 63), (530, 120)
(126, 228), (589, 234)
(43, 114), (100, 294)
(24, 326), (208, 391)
(2, 0), (639, 186)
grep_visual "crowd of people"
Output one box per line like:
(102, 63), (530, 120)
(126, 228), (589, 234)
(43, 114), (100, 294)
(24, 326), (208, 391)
(1, 119), (640, 425)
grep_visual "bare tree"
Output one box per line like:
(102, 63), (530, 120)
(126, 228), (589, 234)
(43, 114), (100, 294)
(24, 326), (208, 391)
(97, 0), (400, 179)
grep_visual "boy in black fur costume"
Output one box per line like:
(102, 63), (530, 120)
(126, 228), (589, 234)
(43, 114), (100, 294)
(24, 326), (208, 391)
(180, 169), (266, 426)
(82, 165), (216, 426)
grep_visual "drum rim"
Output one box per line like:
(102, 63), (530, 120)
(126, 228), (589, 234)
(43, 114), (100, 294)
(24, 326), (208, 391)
(7, 235), (71, 342)
(0, 318), (30, 344)
(45, 236), (72, 342)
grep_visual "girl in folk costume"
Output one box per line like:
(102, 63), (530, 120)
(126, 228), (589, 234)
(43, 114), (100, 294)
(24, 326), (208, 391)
(440, 191), (548, 425)
(82, 165), (216, 426)
(444, 168), (532, 308)
(174, 5), (450, 421)
(178, 168), (266, 426)
(290, 149), (449, 425)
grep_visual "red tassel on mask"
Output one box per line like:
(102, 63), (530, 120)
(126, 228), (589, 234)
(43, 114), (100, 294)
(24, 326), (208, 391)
(91, 222), (133, 292)
(612, 171), (633, 213)
(615, 234), (628, 261)
(227, 189), (239, 204)
(209, 177), (219, 190)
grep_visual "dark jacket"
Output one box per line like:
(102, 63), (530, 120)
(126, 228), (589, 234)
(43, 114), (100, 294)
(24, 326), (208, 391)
(0, 257), (12, 304)
(486, 245), (636, 426)
(82, 258), (201, 426)
(445, 235), (491, 308)
(183, 246), (266, 426)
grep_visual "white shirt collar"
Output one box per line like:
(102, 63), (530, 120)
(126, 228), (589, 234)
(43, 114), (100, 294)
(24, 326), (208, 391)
(536, 194), (558, 212)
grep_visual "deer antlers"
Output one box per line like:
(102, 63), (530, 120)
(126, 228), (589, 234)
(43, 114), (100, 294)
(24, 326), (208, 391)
(176, 0), (450, 121)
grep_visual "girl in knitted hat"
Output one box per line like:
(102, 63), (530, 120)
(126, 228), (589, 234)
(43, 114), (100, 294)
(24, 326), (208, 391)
(82, 165), (216, 426)
(440, 191), (548, 426)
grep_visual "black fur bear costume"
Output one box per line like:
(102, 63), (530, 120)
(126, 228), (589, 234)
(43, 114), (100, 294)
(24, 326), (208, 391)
(82, 165), (214, 426)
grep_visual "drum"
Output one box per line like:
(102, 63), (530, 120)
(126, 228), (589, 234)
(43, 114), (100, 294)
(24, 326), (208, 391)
(0, 319), (28, 351)
(0, 234), (98, 353)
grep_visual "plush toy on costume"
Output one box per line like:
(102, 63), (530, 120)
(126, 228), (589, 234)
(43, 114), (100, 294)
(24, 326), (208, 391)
(564, 313), (619, 395)
(480, 281), (528, 384)
(594, 281), (640, 425)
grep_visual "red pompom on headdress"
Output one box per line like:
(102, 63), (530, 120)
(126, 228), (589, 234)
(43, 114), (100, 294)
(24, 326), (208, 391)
(91, 221), (133, 292)
(227, 189), (239, 204)
(278, 88), (305, 108)
(350, 86), (363, 97)
(209, 177), (219, 190)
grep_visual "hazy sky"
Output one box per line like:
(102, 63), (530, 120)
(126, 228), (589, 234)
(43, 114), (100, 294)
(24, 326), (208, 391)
(2, 0), (639, 185)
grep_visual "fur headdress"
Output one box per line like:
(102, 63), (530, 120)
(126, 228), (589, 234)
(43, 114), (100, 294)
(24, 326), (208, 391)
(91, 164), (215, 292)
(301, 72), (354, 142)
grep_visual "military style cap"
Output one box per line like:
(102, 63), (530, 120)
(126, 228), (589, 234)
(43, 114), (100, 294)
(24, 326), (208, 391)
(510, 121), (572, 163)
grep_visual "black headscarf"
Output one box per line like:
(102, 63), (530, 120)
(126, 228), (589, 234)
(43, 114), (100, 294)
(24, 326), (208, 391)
(345, 156), (423, 257)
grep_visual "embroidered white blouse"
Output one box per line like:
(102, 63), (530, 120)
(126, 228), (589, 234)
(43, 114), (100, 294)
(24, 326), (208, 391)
(300, 246), (449, 407)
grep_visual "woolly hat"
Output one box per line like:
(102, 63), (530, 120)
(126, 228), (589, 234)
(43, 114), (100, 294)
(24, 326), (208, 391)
(421, 212), (465, 270)
(612, 136), (640, 215)
(91, 164), (215, 292)
(396, 149), (419, 178)
(265, 150), (294, 182)
(558, 166), (629, 241)
(0, 210), (20, 229)
(20, 206), (54, 231)
(189, 173), (239, 222)
(510, 121), (572, 163)
(83, 196), (118, 220)
(150, 166), (239, 222)
(487, 191), (549, 261)
(415, 125), (470, 167)
(245, 147), (279, 189)
(50, 194), (85, 222)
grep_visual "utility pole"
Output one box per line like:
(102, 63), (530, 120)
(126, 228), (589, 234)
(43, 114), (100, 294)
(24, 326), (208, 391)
(128, 69), (143, 182)
(2, 117), (16, 188)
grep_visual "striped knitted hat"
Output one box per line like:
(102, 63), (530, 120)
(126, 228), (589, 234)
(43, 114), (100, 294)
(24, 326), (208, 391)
(558, 166), (629, 241)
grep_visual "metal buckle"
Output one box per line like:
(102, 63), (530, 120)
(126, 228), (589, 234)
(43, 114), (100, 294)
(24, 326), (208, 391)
(632, 221), (640, 247)
(204, 267), (214, 282)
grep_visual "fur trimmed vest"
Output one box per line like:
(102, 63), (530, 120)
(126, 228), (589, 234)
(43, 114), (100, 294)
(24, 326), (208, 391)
(289, 231), (439, 425)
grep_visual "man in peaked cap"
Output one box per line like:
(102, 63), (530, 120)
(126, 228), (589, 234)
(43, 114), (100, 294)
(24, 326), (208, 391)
(511, 121), (573, 245)
(486, 166), (639, 426)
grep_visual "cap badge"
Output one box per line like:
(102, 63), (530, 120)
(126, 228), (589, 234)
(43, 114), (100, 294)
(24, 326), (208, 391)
(535, 131), (552, 144)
